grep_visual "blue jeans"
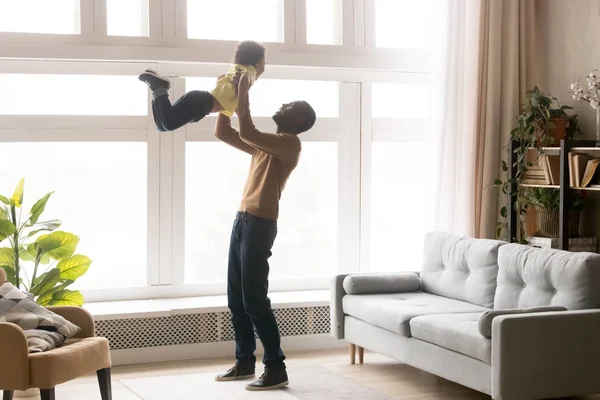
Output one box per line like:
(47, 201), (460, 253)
(227, 212), (286, 370)
(151, 90), (213, 132)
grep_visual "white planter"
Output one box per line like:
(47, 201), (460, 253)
(14, 388), (40, 399)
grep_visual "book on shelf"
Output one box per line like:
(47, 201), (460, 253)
(574, 153), (593, 187)
(581, 158), (600, 187)
(539, 154), (560, 185)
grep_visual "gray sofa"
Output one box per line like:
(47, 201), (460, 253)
(331, 232), (600, 400)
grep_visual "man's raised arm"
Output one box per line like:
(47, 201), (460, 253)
(236, 98), (300, 162)
(214, 113), (256, 155)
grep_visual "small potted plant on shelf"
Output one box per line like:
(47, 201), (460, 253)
(495, 87), (582, 241)
(523, 187), (586, 238)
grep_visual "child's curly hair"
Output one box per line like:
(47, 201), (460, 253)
(234, 41), (266, 66)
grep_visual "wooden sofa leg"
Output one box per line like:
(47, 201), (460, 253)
(358, 346), (364, 364)
(3, 391), (14, 400)
(349, 343), (356, 364)
(40, 388), (55, 400)
(97, 368), (113, 400)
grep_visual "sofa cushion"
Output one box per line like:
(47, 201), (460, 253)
(343, 272), (420, 295)
(495, 244), (600, 310)
(0, 282), (80, 338)
(420, 232), (506, 308)
(477, 306), (567, 338)
(410, 313), (491, 364)
(342, 292), (488, 336)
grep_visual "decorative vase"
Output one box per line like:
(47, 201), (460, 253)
(596, 108), (600, 147)
(14, 388), (40, 399)
(535, 207), (580, 238)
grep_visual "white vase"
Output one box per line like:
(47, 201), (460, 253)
(14, 388), (40, 399)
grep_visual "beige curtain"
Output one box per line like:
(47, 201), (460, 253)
(474, 0), (539, 238)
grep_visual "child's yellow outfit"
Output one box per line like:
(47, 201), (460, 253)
(211, 64), (257, 117)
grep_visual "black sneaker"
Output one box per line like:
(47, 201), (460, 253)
(245, 368), (289, 391)
(215, 363), (255, 382)
(138, 69), (171, 91)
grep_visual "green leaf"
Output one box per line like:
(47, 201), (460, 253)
(500, 206), (507, 218)
(36, 231), (79, 260)
(27, 220), (62, 238)
(37, 289), (84, 306)
(26, 243), (51, 265)
(58, 255), (91, 281)
(494, 179), (502, 186)
(0, 247), (15, 268)
(11, 178), (24, 208)
(0, 220), (16, 242)
(29, 192), (54, 225)
(0, 196), (10, 205)
(30, 268), (60, 296)
(0, 207), (8, 220)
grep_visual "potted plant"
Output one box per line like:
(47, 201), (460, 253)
(495, 87), (582, 241)
(0, 178), (91, 306)
(523, 187), (586, 238)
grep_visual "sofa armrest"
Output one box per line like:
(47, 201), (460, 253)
(0, 322), (30, 390)
(330, 274), (350, 340)
(47, 306), (95, 338)
(492, 310), (600, 400)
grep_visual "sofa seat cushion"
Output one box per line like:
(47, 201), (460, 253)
(342, 292), (488, 336)
(29, 337), (111, 389)
(410, 313), (491, 364)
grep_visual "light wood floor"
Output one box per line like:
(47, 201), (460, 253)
(6, 349), (600, 399)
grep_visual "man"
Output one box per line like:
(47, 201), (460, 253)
(214, 92), (316, 391)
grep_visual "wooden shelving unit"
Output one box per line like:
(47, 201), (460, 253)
(508, 139), (600, 250)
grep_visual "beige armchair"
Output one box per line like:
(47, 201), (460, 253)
(0, 268), (112, 400)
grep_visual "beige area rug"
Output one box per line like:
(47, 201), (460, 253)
(121, 365), (392, 400)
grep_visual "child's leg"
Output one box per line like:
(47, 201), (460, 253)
(140, 70), (213, 132)
(151, 100), (167, 132)
(153, 89), (214, 132)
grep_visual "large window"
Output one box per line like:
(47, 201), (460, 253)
(0, 143), (148, 290)
(186, 0), (283, 42)
(0, 0), (80, 35)
(0, 2), (441, 301)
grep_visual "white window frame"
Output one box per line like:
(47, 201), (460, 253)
(0, 0), (437, 302)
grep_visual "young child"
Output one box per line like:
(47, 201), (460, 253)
(139, 40), (266, 132)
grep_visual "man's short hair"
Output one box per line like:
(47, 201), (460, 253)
(234, 41), (266, 66)
(295, 101), (317, 134)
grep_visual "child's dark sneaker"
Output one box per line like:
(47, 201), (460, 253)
(245, 368), (289, 391)
(138, 69), (171, 91)
(215, 363), (255, 382)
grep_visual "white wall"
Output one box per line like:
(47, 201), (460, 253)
(537, 0), (600, 136)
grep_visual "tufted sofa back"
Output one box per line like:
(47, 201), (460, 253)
(495, 244), (600, 310)
(420, 232), (507, 308)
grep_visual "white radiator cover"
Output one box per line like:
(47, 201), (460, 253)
(95, 306), (332, 351)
